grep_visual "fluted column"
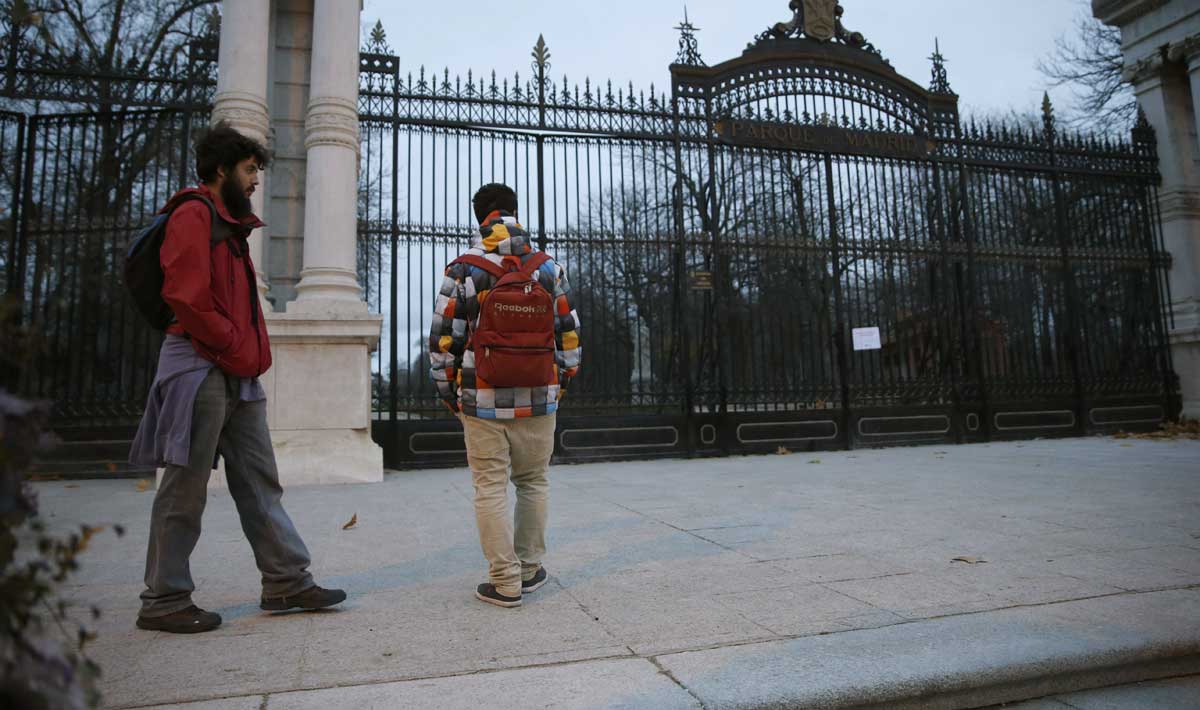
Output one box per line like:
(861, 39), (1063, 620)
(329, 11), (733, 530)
(290, 0), (365, 311)
(1127, 37), (1200, 417)
(212, 0), (272, 309)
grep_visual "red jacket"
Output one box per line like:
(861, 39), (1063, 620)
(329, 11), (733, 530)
(159, 186), (271, 378)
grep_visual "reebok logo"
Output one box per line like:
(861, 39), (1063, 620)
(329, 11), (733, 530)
(495, 303), (548, 315)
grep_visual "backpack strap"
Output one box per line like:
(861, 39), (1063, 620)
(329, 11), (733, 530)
(450, 254), (508, 279)
(519, 252), (552, 276)
(170, 194), (234, 246)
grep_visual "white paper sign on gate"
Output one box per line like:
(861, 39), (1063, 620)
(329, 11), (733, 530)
(852, 326), (882, 351)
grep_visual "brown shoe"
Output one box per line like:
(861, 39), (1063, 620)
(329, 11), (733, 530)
(136, 606), (221, 634)
(261, 585), (347, 611)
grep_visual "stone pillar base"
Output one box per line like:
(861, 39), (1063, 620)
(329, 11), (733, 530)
(262, 310), (384, 486)
(267, 427), (382, 486)
(1171, 321), (1200, 421)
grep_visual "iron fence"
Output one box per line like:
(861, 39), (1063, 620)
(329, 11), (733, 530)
(358, 14), (1177, 468)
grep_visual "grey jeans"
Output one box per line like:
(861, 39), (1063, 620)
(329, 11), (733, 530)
(140, 369), (314, 617)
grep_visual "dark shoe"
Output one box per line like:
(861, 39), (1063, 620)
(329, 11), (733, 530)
(261, 585), (347, 611)
(136, 605), (221, 634)
(475, 583), (522, 608)
(522, 567), (548, 594)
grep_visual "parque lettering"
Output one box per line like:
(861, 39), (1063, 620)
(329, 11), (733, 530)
(712, 119), (933, 159)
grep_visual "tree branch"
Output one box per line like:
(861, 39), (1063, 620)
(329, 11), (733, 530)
(135, 0), (217, 79)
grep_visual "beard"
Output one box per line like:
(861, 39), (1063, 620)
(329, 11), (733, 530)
(221, 176), (254, 219)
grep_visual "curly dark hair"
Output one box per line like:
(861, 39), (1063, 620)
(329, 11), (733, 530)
(194, 121), (270, 183)
(472, 183), (518, 223)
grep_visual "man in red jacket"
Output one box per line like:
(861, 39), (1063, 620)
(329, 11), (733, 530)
(130, 123), (344, 633)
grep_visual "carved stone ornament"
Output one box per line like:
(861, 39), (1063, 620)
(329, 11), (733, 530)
(305, 96), (360, 153)
(1121, 52), (1164, 85)
(802, 0), (837, 42)
(213, 91), (271, 142)
(1167, 34), (1200, 65)
(755, 1), (883, 60)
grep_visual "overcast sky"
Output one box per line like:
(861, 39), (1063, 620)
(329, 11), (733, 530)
(361, 0), (1091, 121)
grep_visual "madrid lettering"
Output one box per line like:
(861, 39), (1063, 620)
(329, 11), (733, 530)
(712, 119), (932, 159)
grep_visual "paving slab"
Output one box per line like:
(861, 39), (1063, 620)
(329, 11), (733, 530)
(142, 700), (263, 710)
(263, 658), (699, 710)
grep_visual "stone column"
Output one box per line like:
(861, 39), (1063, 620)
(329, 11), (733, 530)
(291, 0), (366, 310)
(1127, 43), (1200, 418)
(1168, 36), (1200, 417)
(260, 0), (384, 486)
(212, 0), (272, 308)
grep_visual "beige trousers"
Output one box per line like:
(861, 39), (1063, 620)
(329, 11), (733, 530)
(461, 413), (557, 597)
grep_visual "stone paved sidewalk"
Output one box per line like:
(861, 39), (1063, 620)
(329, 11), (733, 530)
(33, 437), (1200, 708)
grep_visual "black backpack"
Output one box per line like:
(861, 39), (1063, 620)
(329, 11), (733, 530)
(123, 195), (232, 330)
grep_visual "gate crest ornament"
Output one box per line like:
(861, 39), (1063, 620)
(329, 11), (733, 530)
(756, 1), (884, 61)
(802, 0), (837, 42)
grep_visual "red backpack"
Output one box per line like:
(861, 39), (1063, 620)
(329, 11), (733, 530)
(451, 252), (556, 388)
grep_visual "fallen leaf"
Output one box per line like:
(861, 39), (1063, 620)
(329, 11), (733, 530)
(78, 525), (106, 552)
(136, 479), (151, 492)
(1120, 443), (1133, 448)
(776, 446), (792, 455)
(951, 556), (987, 565)
(808, 459), (821, 464)
(65, 484), (79, 489)
(342, 513), (358, 530)
(1122, 418), (1200, 441)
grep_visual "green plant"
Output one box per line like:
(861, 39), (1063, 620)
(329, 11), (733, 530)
(0, 317), (122, 707)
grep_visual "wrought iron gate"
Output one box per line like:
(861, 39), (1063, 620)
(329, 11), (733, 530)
(1, 15), (217, 424)
(358, 6), (1177, 469)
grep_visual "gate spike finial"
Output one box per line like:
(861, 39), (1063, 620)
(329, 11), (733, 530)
(1042, 92), (1056, 136)
(928, 38), (954, 96)
(674, 7), (706, 66)
(365, 20), (391, 54)
(1132, 105), (1155, 145)
(531, 34), (551, 77)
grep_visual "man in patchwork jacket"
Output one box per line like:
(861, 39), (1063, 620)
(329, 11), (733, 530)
(429, 183), (582, 607)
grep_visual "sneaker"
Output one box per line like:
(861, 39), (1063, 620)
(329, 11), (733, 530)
(475, 583), (522, 608)
(136, 605), (222, 634)
(261, 585), (347, 612)
(522, 567), (548, 594)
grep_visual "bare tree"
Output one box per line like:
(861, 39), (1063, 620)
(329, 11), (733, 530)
(1037, 6), (1135, 131)
(1, 0), (219, 412)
